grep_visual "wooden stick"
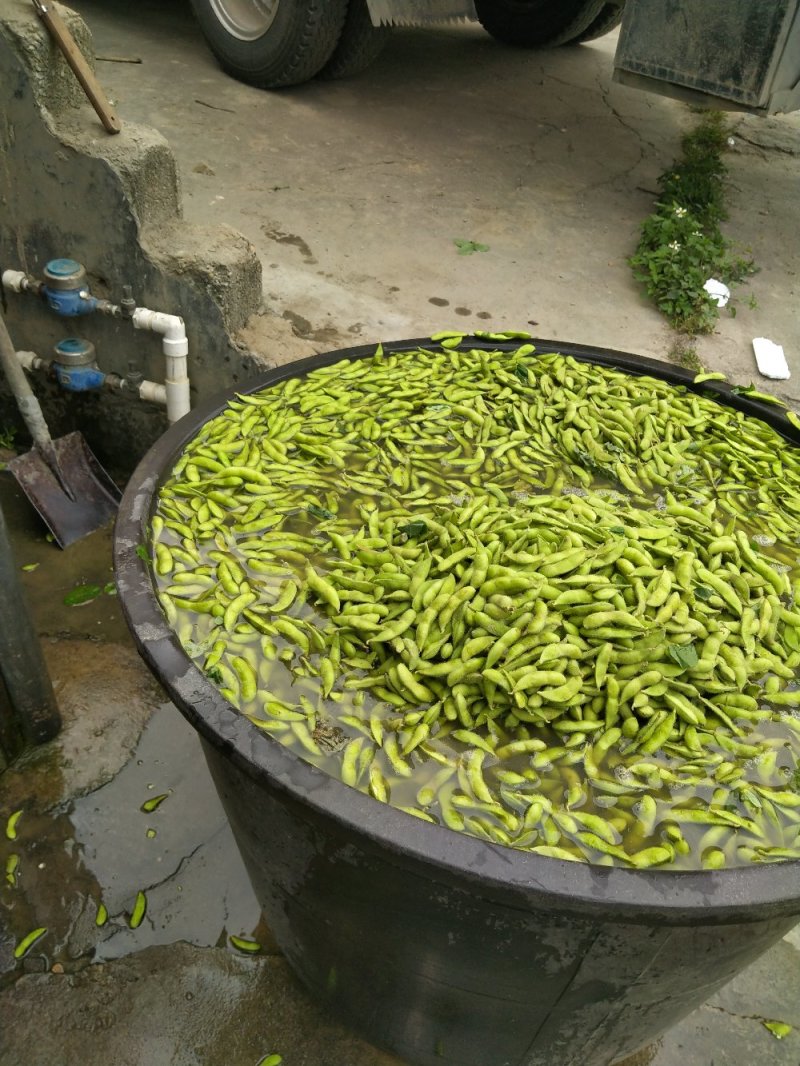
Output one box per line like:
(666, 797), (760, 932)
(31, 0), (121, 134)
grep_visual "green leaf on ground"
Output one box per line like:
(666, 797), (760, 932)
(453, 238), (489, 255)
(63, 584), (102, 606)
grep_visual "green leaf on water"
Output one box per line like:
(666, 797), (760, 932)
(104, 582), (117, 596)
(763, 1020), (792, 1040)
(453, 238), (489, 255)
(668, 643), (699, 670)
(399, 520), (428, 538)
(21, 563), (39, 572)
(63, 584), (102, 607)
(695, 585), (713, 601)
(183, 639), (208, 658)
(307, 503), (335, 521)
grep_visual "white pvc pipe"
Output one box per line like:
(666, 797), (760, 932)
(16, 350), (47, 372)
(138, 379), (167, 407)
(131, 307), (191, 424)
(2, 269), (28, 293)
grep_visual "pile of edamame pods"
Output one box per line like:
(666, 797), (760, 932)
(150, 339), (800, 870)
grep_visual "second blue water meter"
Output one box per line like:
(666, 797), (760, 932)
(51, 338), (105, 391)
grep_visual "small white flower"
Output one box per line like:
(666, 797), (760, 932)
(674, 206), (687, 218)
(668, 241), (681, 251)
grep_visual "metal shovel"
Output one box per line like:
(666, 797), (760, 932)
(0, 310), (120, 548)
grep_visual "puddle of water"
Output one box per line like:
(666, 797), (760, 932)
(1, 477), (266, 984)
(0, 475), (129, 645)
(1, 705), (265, 983)
(70, 702), (264, 962)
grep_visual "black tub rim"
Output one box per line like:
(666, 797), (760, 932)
(113, 335), (800, 925)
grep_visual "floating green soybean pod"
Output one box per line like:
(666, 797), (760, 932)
(149, 342), (800, 870)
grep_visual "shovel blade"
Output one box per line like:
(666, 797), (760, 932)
(6, 432), (121, 548)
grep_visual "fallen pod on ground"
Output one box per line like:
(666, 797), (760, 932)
(129, 890), (147, 929)
(5, 809), (22, 841)
(5, 853), (19, 887)
(229, 935), (262, 954)
(149, 342), (800, 871)
(14, 926), (47, 959)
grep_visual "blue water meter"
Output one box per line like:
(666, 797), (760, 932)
(52, 338), (105, 391)
(41, 259), (97, 316)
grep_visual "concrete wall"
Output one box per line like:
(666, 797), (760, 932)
(0, 0), (266, 471)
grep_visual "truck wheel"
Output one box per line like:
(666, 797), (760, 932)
(569, 2), (625, 44)
(474, 0), (609, 48)
(191, 0), (349, 88)
(317, 0), (391, 80)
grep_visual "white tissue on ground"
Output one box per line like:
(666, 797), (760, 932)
(753, 337), (790, 381)
(703, 278), (731, 307)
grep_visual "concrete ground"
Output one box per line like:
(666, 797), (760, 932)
(70, 0), (799, 384)
(1, 2), (800, 1064)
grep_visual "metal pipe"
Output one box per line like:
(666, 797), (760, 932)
(0, 500), (62, 749)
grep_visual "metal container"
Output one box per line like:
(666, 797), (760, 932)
(114, 338), (800, 1066)
(614, 0), (800, 114)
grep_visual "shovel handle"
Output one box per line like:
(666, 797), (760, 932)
(32, 0), (121, 134)
(0, 312), (77, 501)
(0, 311), (54, 453)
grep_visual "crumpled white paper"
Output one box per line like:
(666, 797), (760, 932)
(753, 337), (790, 380)
(703, 278), (731, 307)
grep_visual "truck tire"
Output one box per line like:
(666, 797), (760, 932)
(317, 0), (391, 80)
(191, 0), (349, 88)
(569, 2), (625, 44)
(474, 0), (609, 49)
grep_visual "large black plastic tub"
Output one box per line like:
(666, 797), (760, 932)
(114, 338), (800, 1066)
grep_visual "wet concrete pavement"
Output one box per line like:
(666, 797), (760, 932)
(1, 467), (799, 1064)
